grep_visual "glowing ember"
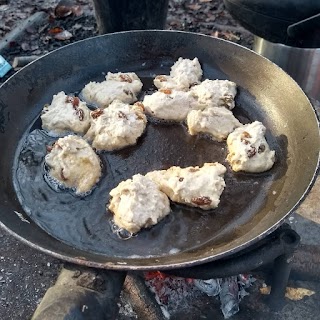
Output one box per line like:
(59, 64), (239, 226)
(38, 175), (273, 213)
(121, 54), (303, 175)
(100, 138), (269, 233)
(144, 272), (255, 319)
(144, 271), (200, 317)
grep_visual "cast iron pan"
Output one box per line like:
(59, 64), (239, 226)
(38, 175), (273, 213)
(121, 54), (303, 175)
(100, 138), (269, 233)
(0, 31), (319, 270)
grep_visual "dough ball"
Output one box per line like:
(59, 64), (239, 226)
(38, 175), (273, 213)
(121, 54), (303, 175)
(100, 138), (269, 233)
(81, 72), (143, 108)
(146, 163), (226, 210)
(41, 91), (91, 135)
(45, 135), (102, 195)
(108, 174), (171, 234)
(84, 100), (147, 151)
(143, 89), (201, 121)
(105, 72), (143, 94)
(191, 79), (237, 110)
(187, 107), (241, 141)
(154, 57), (202, 91)
(226, 121), (276, 172)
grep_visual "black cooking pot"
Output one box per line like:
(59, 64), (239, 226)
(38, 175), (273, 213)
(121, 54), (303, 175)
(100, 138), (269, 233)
(223, 0), (320, 47)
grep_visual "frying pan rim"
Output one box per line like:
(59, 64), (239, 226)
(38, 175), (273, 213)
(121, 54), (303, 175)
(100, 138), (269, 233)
(1, 30), (319, 270)
(1, 29), (316, 92)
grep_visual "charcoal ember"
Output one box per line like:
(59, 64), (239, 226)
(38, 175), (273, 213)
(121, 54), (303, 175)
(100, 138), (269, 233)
(144, 271), (200, 318)
(238, 274), (255, 299)
(238, 274), (255, 288)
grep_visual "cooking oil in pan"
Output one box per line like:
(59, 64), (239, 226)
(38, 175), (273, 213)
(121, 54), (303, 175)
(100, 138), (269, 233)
(109, 218), (135, 240)
(43, 164), (69, 193)
(13, 82), (278, 258)
(43, 162), (98, 198)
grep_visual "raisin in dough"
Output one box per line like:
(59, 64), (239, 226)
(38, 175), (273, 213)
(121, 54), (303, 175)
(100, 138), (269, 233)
(190, 79), (237, 110)
(41, 91), (91, 135)
(146, 163), (226, 210)
(154, 57), (202, 91)
(143, 89), (201, 121)
(84, 100), (147, 151)
(81, 72), (143, 108)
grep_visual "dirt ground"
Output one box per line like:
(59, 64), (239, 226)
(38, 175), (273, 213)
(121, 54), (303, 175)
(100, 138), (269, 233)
(0, 1), (319, 320)
(0, 0), (253, 68)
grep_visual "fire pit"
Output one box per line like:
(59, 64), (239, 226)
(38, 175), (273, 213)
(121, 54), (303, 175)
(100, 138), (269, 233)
(31, 224), (300, 319)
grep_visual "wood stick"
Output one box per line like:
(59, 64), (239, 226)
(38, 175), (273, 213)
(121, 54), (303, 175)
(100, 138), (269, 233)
(12, 55), (40, 69)
(0, 12), (47, 53)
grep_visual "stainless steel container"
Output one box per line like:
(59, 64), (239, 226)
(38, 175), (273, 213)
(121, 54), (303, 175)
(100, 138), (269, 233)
(254, 36), (320, 100)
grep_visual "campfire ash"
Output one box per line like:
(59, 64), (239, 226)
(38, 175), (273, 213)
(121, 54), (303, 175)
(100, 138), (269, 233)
(144, 271), (255, 319)
(117, 292), (138, 319)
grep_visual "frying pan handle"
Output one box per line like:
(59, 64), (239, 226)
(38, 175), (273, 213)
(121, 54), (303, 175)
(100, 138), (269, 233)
(287, 12), (320, 38)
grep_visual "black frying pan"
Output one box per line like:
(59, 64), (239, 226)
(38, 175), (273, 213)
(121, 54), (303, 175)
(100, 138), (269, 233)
(0, 31), (319, 270)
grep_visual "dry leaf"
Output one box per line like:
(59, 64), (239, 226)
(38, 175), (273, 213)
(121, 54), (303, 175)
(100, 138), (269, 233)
(48, 27), (63, 34)
(82, 26), (94, 31)
(54, 30), (73, 41)
(186, 4), (201, 10)
(211, 31), (219, 37)
(260, 286), (315, 301)
(220, 31), (240, 41)
(71, 5), (83, 17)
(55, 4), (72, 18)
(54, 1), (83, 18)
(260, 286), (271, 295)
(20, 42), (30, 51)
(285, 287), (315, 301)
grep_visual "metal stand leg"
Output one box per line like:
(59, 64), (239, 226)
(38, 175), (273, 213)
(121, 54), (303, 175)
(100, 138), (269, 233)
(268, 229), (300, 310)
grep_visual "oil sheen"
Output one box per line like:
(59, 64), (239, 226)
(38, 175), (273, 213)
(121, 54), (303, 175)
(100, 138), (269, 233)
(13, 80), (276, 258)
